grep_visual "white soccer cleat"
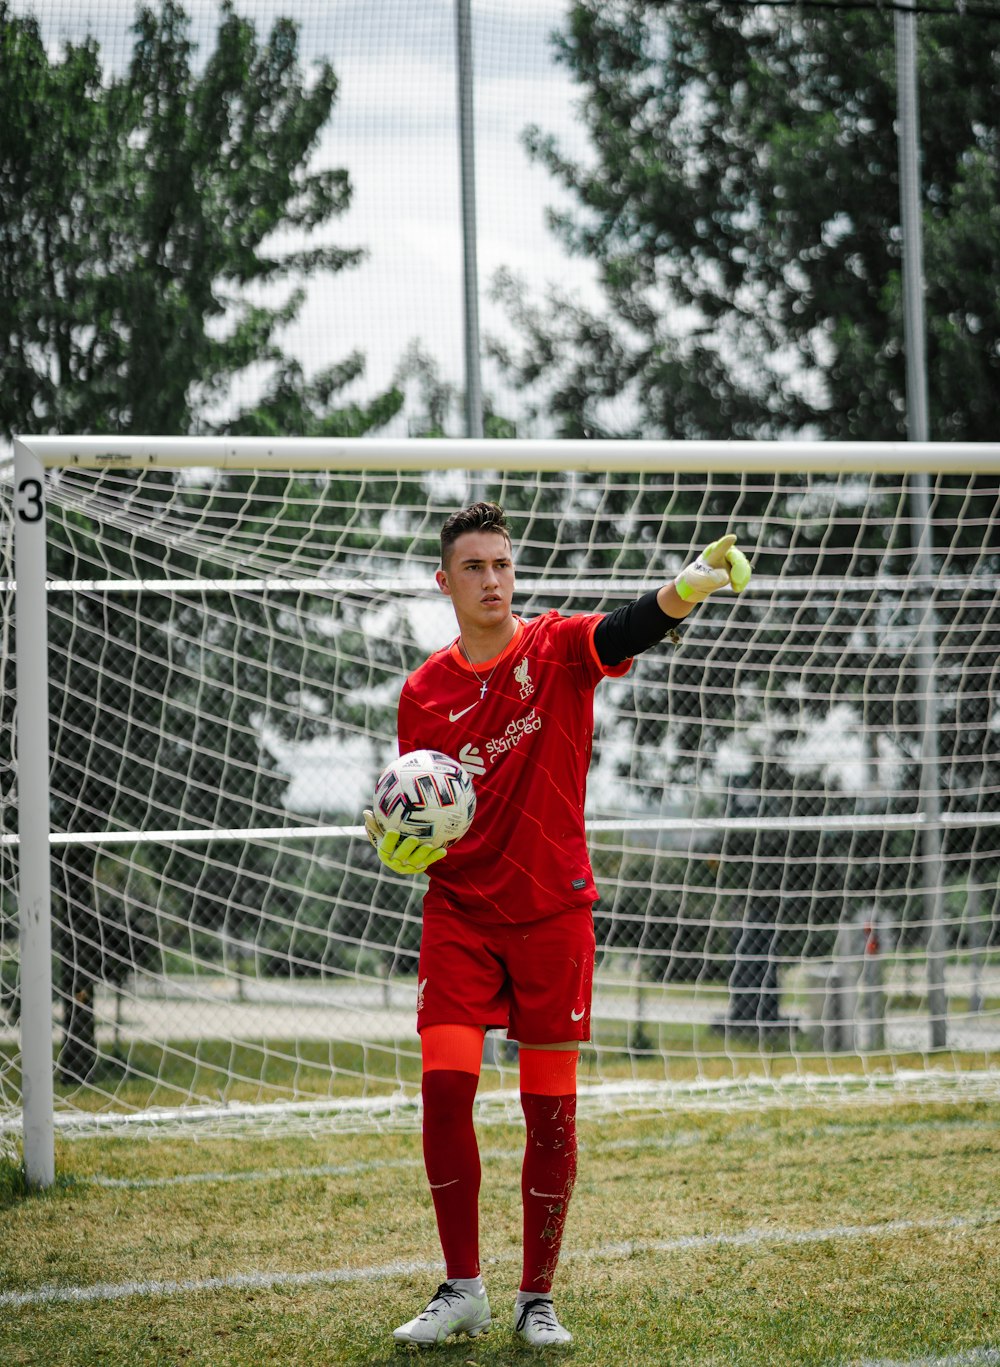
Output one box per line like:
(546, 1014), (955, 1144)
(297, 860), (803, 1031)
(513, 1294), (573, 1347)
(392, 1281), (492, 1346)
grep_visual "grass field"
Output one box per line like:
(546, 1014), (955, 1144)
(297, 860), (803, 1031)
(2, 1099), (998, 1366)
(4, 1028), (999, 1121)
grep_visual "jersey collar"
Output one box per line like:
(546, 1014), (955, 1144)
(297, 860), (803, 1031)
(449, 616), (525, 676)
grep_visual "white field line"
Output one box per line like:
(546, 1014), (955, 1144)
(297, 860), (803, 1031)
(86, 1154), (426, 1190)
(2, 1210), (998, 1311)
(854, 1354), (1000, 1367)
(77, 1115), (997, 1191)
(76, 1136), (699, 1190)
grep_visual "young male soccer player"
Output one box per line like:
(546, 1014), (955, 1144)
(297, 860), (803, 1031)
(364, 502), (751, 1348)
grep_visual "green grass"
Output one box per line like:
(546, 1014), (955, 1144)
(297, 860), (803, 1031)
(3, 1033), (998, 1120)
(0, 1152), (27, 1207)
(0, 1037), (424, 1113)
(1, 1101), (998, 1365)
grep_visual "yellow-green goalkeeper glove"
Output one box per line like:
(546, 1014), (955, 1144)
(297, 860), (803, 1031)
(674, 533), (752, 603)
(363, 808), (447, 877)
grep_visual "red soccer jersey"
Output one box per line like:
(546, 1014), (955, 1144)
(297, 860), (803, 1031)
(396, 611), (632, 926)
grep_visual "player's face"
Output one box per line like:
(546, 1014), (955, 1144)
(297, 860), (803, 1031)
(436, 530), (515, 635)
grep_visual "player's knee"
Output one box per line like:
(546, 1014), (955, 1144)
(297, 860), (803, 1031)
(422, 1066), (479, 1125)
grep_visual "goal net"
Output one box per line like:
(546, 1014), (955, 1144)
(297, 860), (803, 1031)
(3, 439), (999, 1166)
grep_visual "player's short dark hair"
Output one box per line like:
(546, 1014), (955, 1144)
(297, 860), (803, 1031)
(440, 502), (511, 567)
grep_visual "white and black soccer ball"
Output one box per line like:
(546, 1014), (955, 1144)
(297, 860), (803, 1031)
(373, 749), (477, 848)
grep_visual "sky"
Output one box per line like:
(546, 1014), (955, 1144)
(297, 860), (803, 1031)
(16, 0), (601, 432)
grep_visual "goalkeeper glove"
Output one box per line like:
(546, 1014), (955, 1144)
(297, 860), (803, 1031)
(363, 808), (447, 877)
(675, 533), (752, 603)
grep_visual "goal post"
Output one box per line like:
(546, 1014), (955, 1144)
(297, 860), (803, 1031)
(4, 436), (1000, 1189)
(12, 442), (55, 1188)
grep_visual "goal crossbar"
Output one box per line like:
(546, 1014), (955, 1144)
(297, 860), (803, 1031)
(13, 434), (1000, 473)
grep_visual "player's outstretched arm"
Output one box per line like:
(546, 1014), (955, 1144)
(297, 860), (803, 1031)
(592, 532), (752, 667)
(363, 808), (447, 876)
(660, 533), (752, 618)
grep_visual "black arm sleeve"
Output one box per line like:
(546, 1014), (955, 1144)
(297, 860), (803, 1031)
(592, 589), (684, 668)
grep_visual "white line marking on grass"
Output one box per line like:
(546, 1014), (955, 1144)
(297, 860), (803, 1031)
(77, 1134), (702, 1190)
(4, 1210), (998, 1311)
(854, 1352), (1000, 1366)
(78, 1114), (995, 1191)
(0, 1258), (443, 1309)
(86, 1156), (426, 1189)
(559, 1211), (1000, 1262)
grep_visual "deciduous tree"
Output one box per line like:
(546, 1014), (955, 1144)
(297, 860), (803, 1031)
(495, 3), (999, 440)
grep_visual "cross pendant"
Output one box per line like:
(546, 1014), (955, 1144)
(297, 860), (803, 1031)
(479, 681), (488, 699)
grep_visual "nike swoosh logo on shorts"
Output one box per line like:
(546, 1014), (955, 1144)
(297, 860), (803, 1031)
(449, 702), (478, 722)
(571, 1007), (585, 1021)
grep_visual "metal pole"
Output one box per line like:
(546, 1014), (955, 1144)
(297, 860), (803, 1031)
(895, 0), (929, 444)
(12, 435), (1000, 474)
(895, 0), (946, 1048)
(13, 441), (56, 1187)
(455, 0), (485, 453)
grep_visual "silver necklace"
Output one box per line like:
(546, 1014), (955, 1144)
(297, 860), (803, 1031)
(459, 622), (518, 699)
(460, 641), (502, 700)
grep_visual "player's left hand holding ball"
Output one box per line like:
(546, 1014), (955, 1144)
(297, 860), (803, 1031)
(674, 533), (752, 603)
(363, 808), (447, 876)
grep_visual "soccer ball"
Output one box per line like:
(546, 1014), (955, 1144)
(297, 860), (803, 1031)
(373, 749), (477, 848)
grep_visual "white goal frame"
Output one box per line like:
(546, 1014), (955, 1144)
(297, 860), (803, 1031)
(11, 434), (1000, 1188)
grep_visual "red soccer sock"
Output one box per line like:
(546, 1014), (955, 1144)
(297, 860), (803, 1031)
(519, 1090), (578, 1294)
(422, 1068), (482, 1279)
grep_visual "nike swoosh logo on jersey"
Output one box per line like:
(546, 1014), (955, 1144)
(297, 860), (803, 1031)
(570, 1007), (585, 1021)
(449, 702), (478, 722)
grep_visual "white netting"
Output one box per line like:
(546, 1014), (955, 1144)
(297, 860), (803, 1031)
(2, 447), (999, 1142)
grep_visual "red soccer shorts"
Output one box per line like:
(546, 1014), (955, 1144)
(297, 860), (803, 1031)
(416, 904), (596, 1045)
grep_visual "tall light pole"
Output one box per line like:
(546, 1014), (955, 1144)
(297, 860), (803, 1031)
(455, 0), (484, 448)
(895, 0), (946, 1048)
(895, 0), (929, 445)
